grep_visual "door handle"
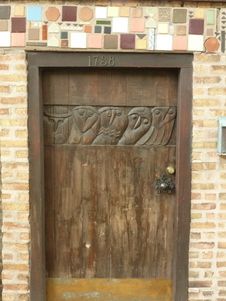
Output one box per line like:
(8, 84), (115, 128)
(154, 166), (176, 194)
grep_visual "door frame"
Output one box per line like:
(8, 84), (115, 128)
(27, 52), (193, 301)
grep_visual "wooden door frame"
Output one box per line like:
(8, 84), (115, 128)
(27, 52), (193, 301)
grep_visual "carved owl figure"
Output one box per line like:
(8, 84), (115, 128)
(93, 107), (128, 145)
(144, 107), (177, 145)
(118, 107), (152, 145)
(68, 106), (99, 144)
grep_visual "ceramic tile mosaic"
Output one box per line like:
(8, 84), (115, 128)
(0, 4), (224, 52)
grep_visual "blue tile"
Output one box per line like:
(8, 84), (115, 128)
(27, 6), (42, 21)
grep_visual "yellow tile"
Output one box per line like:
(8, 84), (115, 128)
(108, 7), (119, 17)
(194, 8), (205, 18)
(14, 5), (25, 16)
(119, 7), (130, 17)
(136, 38), (147, 49)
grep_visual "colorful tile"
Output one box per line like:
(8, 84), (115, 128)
(0, 6), (11, 19)
(155, 34), (173, 50)
(0, 20), (8, 31)
(42, 25), (48, 40)
(95, 7), (107, 19)
(131, 8), (143, 18)
(104, 34), (118, 49)
(130, 18), (145, 32)
(104, 26), (111, 34)
(27, 6), (42, 21)
(11, 33), (25, 47)
(95, 26), (102, 33)
(119, 7), (130, 17)
(189, 19), (204, 35)
(84, 25), (92, 33)
(173, 9), (187, 23)
(61, 40), (68, 47)
(28, 28), (40, 40)
(206, 28), (214, 36)
(120, 33), (135, 49)
(136, 35), (147, 49)
(96, 20), (111, 25)
(144, 7), (158, 19)
(148, 28), (156, 50)
(79, 7), (93, 22)
(62, 6), (77, 22)
(175, 25), (187, 35)
(11, 18), (26, 33)
(47, 34), (60, 47)
(14, 5), (25, 17)
(61, 32), (68, 39)
(173, 36), (188, 50)
(112, 17), (128, 33)
(0, 31), (10, 47)
(206, 9), (216, 25)
(69, 32), (86, 48)
(194, 8), (205, 19)
(204, 37), (219, 52)
(158, 8), (171, 22)
(108, 7), (119, 17)
(87, 33), (103, 48)
(45, 7), (60, 22)
(188, 34), (204, 51)
(157, 23), (169, 34)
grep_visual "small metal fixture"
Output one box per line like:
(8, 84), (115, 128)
(166, 165), (175, 175)
(154, 174), (175, 194)
(217, 117), (226, 155)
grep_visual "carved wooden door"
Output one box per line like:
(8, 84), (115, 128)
(43, 67), (178, 301)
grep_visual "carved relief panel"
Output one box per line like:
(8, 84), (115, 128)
(43, 106), (176, 146)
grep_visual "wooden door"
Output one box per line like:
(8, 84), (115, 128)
(43, 67), (178, 301)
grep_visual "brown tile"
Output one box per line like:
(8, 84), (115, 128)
(45, 7), (60, 21)
(158, 8), (171, 22)
(11, 17), (26, 33)
(79, 7), (93, 22)
(204, 37), (219, 52)
(0, 20), (8, 31)
(189, 18), (204, 35)
(131, 7), (142, 18)
(62, 6), (77, 22)
(120, 34), (135, 49)
(173, 9), (187, 23)
(206, 28), (214, 36)
(61, 40), (68, 47)
(42, 25), (48, 40)
(175, 25), (187, 36)
(0, 6), (11, 19)
(119, 7), (130, 17)
(28, 28), (40, 40)
(104, 34), (118, 49)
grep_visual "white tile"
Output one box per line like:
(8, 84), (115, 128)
(155, 34), (173, 51)
(70, 32), (86, 48)
(112, 17), (128, 33)
(95, 7), (107, 19)
(188, 34), (204, 51)
(108, 7), (119, 17)
(48, 23), (60, 33)
(47, 34), (60, 47)
(0, 31), (10, 47)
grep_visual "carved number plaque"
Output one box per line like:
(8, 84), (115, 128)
(88, 55), (116, 67)
(44, 106), (176, 146)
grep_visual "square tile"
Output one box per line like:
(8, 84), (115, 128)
(14, 5), (25, 17)
(175, 25), (187, 35)
(27, 6), (42, 21)
(61, 40), (68, 47)
(120, 33), (135, 49)
(0, 20), (8, 31)
(70, 32), (86, 48)
(112, 17), (128, 33)
(194, 8), (204, 18)
(95, 7), (107, 19)
(61, 32), (68, 39)
(158, 8), (171, 22)
(48, 23), (60, 33)
(155, 34), (173, 50)
(206, 28), (214, 36)
(42, 25), (48, 40)
(11, 18), (26, 33)
(62, 6), (77, 22)
(28, 28), (40, 40)
(131, 8), (143, 18)
(144, 7), (157, 19)
(108, 7), (119, 17)
(87, 33), (102, 48)
(119, 7), (130, 17)
(173, 9), (187, 23)
(0, 31), (10, 47)
(104, 34), (118, 49)
(84, 25), (92, 33)
(94, 26), (102, 33)
(188, 34), (204, 51)
(173, 36), (188, 50)
(104, 26), (111, 34)
(11, 33), (25, 47)
(157, 23), (169, 34)
(0, 6), (11, 19)
(136, 35), (147, 49)
(130, 18), (145, 32)
(189, 19), (204, 35)
(206, 9), (215, 25)
(48, 34), (60, 47)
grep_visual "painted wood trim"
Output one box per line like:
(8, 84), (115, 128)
(27, 52), (193, 301)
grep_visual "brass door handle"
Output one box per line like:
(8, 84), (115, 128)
(154, 173), (175, 194)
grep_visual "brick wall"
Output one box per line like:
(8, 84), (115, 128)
(0, 50), (29, 301)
